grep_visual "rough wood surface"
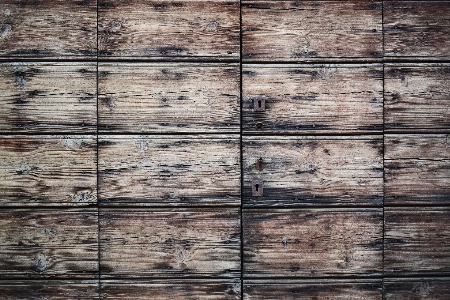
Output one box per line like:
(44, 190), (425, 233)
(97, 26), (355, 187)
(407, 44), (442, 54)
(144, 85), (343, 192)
(384, 1), (450, 59)
(243, 137), (383, 207)
(100, 209), (240, 278)
(242, 1), (382, 61)
(0, 280), (98, 299)
(385, 65), (450, 131)
(98, 0), (239, 59)
(0, 209), (98, 278)
(243, 209), (383, 277)
(384, 278), (450, 300)
(385, 208), (450, 275)
(98, 63), (240, 132)
(242, 65), (383, 133)
(0, 63), (97, 133)
(0, 136), (97, 206)
(0, 0), (96, 58)
(385, 135), (450, 205)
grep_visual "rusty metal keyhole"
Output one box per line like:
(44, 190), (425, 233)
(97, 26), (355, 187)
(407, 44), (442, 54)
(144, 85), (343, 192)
(253, 98), (265, 112)
(252, 180), (263, 196)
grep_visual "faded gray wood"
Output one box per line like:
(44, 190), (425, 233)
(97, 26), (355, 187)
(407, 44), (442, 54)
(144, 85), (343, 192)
(100, 209), (240, 278)
(384, 278), (450, 300)
(0, 280), (98, 299)
(98, 64), (240, 132)
(243, 209), (383, 277)
(0, 136), (97, 206)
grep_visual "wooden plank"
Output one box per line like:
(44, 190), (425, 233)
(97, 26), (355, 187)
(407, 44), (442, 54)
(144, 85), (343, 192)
(0, 0), (96, 58)
(0, 209), (98, 278)
(243, 136), (383, 207)
(0, 280), (98, 299)
(385, 135), (450, 205)
(384, 278), (450, 300)
(0, 63), (97, 133)
(98, 0), (239, 59)
(385, 208), (450, 275)
(99, 135), (240, 206)
(99, 63), (240, 132)
(242, 65), (383, 133)
(385, 64), (450, 131)
(242, 1), (382, 61)
(243, 209), (383, 277)
(0, 136), (97, 206)
(100, 209), (240, 278)
(384, 1), (450, 59)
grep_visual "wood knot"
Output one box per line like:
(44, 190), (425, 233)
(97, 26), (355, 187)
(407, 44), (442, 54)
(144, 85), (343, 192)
(35, 253), (47, 273)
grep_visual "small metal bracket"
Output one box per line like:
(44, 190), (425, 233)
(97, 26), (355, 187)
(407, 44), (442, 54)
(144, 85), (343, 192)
(252, 180), (263, 196)
(253, 98), (265, 112)
(255, 157), (264, 171)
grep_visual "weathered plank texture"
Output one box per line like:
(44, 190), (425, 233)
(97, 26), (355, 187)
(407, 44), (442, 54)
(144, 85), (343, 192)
(100, 209), (240, 278)
(242, 65), (383, 133)
(385, 65), (450, 131)
(243, 209), (383, 277)
(384, 278), (450, 300)
(0, 280), (98, 299)
(101, 280), (240, 299)
(243, 137), (383, 207)
(242, 1), (382, 61)
(98, 0), (239, 59)
(0, 63), (97, 133)
(384, 1), (450, 59)
(0, 136), (97, 206)
(385, 135), (450, 205)
(0, 209), (98, 278)
(99, 64), (240, 132)
(385, 208), (450, 275)
(0, 0), (96, 58)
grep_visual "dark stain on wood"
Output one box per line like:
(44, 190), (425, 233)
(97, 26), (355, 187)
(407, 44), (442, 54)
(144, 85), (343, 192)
(384, 278), (450, 300)
(0, 280), (98, 299)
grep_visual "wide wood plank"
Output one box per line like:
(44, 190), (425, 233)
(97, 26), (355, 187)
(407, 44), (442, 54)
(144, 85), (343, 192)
(243, 209), (383, 277)
(0, 63), (97, 133)
(384, 278), (450, 300)
(0, 0), (96, 58)
(385, 208), (450, 275)
(0, 280), (98, 299)
(385, 135), (450, 205)
(100, 209), (240, 278)
(0, 136), (97, 206)
(243, 137), (383, 207)
(242, 1), (382, 61)
(0, 209), (98, 278)
(242, 65), (383, 133)
(99, 64), (240, 132)
(98, 0), (239, 59)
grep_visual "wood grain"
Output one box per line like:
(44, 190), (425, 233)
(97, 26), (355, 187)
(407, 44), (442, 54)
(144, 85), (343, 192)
(0, 0), (96, 58)
(384, 278), (450, 300)
(385, 208), (450, 275)
(98, 63), (240, 132)
(98, 0), (239, 59)
(242, 65), (383, 133)
(385, 135), (450, 205)
(0, 136), (97, 206)
(0, 63), (97, 133)
(242, 1), (382, 61)
(0, 280), (98, 299)
(243, 136), (383, 207)
(100, 209), (240, 278)
(243, 209), (383, 277)
(0, 209), (98, 278)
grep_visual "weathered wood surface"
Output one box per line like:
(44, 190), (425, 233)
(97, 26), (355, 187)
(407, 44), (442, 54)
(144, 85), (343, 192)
(384, 278), (450, 300)
(243, 137), (383, 207)
(0, 0), (96, 58)
(98, 0), (239, 59)
(243, 209), (383, 277)
(385, 65), (450, 131)
(384, 1), (450, 59)
(101, 280), (240, 299)
(0, 209), (98, 278)
(0, 280), (98, 299)
(385, 208), (450, 275)
(0, 63), (97, 133)
(0, 136), (97, 206)
(100, 209), (240, 278)
(242, 65), (383, 133)
(98, 64), (240, 132)
(242, 1), (382, 61)
(385, 135), (450, 205)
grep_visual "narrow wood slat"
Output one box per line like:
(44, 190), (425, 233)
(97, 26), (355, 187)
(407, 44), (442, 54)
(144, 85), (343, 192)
(0, 209), (98, 278)
(0, 280), (98, 299)
(99, 64), (240, 132)
(0, 136), (97, 206)
(384, 278), (450, 300)
(243, 137), (383, 207)
(243, 209), (383, 277)
(100, 209), (240, 278)
(242, 65), (383, 133)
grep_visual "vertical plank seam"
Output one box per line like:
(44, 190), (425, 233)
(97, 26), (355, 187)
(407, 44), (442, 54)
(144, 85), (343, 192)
(239, 0), (244, 298)
(382, 1), (386, 299)
(96, 0), (101, 298)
